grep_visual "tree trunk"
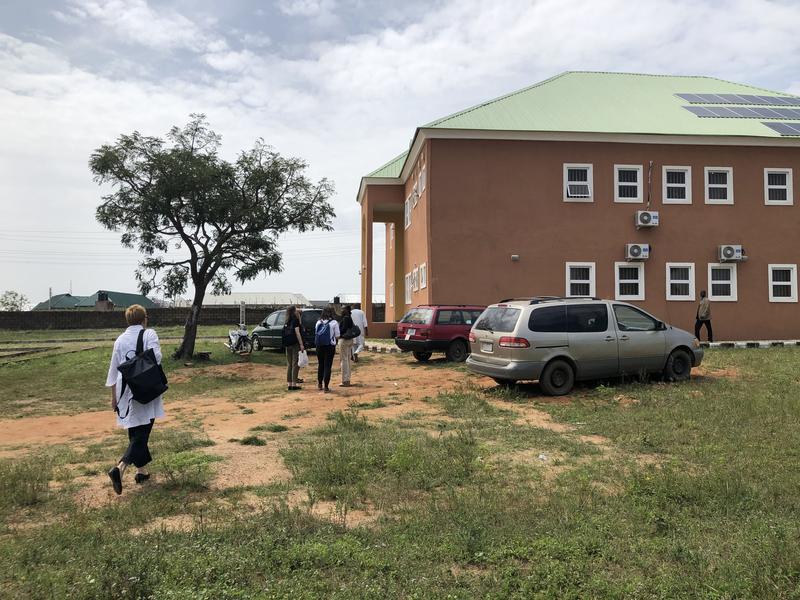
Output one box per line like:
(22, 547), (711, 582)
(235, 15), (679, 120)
(174, 286), (206, 359)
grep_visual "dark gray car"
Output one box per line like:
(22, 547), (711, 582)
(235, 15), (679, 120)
(466, 297), (703, 395)
(251, 308), (321, 351)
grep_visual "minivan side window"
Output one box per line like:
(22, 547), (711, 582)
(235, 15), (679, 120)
(567, 304), (608, 333)
(265, 312), (279, 327)
(528, 306), (567, 332)
(436, 310), (464, 325)
(275, 312), (286, 327)
(613, 305), (658, 331)
(464, 310), (483, 325)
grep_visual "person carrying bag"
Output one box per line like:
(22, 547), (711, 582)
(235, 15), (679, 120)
(282, 305), (305, 391)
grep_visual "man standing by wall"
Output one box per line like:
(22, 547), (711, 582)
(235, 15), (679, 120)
(695, 290), (713, 343)
(351, 306), (369, 362)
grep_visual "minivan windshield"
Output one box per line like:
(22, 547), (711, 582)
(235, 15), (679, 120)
(474, 306), (521, 332)
(400, 308), (434, 325)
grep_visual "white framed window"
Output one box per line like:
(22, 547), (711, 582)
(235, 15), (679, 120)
(419, 263), (427, 289)
(769, 264), (798, 302)
(404, 273), (411, 304)
(389, 223), (394, 249)
(614, 164), (643, 203)
(665, 262), (695, 301)
(412, 186), (419, 208)
(615, 262), (645, 301)
(705, 167), (734, 204)
(412, 267), (419, 291)
(764, 168), (793, 205)
(662, 166), (692, 204)
(389, 282), (394, 308)
(565, 262), (596, 297)
(708, 263), (737, 301)
(404, 198), (411, 229)
(419, 166), (426, 193)
(563, 164), (593, 202)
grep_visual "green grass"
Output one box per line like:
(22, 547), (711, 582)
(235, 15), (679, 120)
(0, 324), (232, 343)
(4, 349), (800, 597)
(250, 423), (290, 433)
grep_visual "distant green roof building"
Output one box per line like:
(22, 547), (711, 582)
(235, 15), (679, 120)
(31, 290), (156, 311)
(360, 71), (800, 187)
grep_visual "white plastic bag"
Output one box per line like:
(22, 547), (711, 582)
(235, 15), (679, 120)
(297, 350), (309, 368)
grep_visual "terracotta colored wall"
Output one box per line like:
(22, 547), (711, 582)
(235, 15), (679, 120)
(426, 138), (800, 341)
(401, 142), (431, 310)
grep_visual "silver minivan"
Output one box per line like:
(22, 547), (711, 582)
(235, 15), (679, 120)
(466, 297), (703, 395)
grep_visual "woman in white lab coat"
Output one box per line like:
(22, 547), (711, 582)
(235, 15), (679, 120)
(105, 304), (165, 495)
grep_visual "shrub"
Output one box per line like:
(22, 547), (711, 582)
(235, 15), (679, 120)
(240, 436), (267, 446)
(157, 451), (221, 490)
(0, 455), (53, 508)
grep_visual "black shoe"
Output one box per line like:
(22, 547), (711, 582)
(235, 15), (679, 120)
(134, 472), (150, 484)
(352, 354), (359, 362)
(296, 378), (304, 383)
(108, 467), (122, 495)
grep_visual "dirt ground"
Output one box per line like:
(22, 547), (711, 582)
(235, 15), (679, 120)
(3, 352), (705, 522)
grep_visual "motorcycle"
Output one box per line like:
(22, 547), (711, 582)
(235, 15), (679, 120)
(226, 324), (253, 354)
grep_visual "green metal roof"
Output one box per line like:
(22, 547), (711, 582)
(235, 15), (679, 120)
(74, 291), (156, 308)
(31, 294), (84, 311)
(366, 152), (408, 178)
(364, 71), (799, 179)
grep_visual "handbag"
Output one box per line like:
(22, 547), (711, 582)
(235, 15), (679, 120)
(342, 324), (361, 340)
(297, 350), (309, 368)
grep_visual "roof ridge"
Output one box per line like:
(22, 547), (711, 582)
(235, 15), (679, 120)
(425, 71), (571, 128)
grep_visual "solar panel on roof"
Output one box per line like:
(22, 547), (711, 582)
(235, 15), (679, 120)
(762, 122), (800, 136)
(676, 93), (800, 106)
(684, 106), (717, 117)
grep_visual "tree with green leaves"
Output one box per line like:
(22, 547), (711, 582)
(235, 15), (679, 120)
(91, 115), (335, 358)
(0, 290), (29, 311)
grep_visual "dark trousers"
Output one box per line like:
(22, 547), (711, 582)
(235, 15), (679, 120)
(316, 345), (336, 388)
(695, 319), (713, 342)
(121, 418), (155, 468)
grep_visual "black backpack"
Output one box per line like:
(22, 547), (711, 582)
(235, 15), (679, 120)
(117, 329), (168, 417)
(282, 318), (299, 347)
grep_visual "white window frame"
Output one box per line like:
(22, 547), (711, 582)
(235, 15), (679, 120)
(614, 164), (644, 203)
(389, 282), (394, 308)
(404, 273), (411, 304)
(662, 166), (692, 204)
(419, 166), (426, 193)
(665, 262), (695, 301)
(764, 168), (793, 206)
(419, 263), (427, 289)
(768, 264), (798, 302)
(412, 267), (419, 291)
(563, 163), (594, 202)
(704, 167), (734, 205)
(707, 263), (738, 301)
(404, 198), (411, 229)
(565, 262), (596, 297)
(615, 262), (645, 301)
(389, 223), (394, 249)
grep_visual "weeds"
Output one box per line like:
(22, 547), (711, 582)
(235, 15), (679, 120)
(0, 454), (53, 509)
(156, 451), (221, 490)
(239, 436), (267, 446)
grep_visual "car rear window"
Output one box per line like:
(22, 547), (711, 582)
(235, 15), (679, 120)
(464, 310), (484, 325)
(436, 310), (464, 325)
(567, 304), (608, 333)
(474, 306), (521, 332)
(400, 308), (434, 325)
(528, 306), (566, 332)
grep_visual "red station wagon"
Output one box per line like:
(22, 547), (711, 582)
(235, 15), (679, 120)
(395, 305), (487, 362)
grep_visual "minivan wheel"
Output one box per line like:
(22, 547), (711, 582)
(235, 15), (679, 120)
(252, 336), (262, 351)
(664, 349), (692, 381)
(445, 339), (469, 362)
(413, 351), (432, 362)
(539, 360), (575, 396)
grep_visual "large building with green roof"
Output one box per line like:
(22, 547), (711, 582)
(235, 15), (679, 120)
(32, 290), (156, 311)
(359, 71), (800, 342)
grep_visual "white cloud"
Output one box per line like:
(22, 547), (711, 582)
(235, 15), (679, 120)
(277, 0), (337, 18)
(60, 0), (214, 51)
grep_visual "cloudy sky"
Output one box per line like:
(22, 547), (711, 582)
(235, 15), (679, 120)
(2, 0), (800, 308)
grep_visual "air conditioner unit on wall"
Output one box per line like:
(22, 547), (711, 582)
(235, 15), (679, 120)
(625, 243), (650, 261)
(719, 244), (747, 262)
(635, 210), (659, 228)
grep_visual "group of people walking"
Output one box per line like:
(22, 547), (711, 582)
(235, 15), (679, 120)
(281, 303), (368, 393)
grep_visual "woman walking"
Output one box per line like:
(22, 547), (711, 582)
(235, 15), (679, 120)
(105, 304), (165, 495)
(283, 305), (305, 391)
(338, 305), (356, 387)
(314, 305), (340, 393)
